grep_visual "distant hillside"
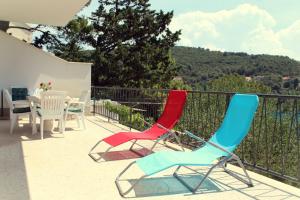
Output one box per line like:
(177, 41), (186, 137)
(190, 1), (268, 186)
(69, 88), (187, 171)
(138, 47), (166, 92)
(172, 46), (300, 91)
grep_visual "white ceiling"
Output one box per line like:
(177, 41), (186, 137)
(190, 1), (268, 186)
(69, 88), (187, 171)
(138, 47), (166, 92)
(0, 0), (90, 26)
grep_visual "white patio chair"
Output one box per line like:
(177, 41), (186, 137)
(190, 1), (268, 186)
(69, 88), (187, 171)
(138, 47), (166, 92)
(35, 91), (67, 140)
(3, 89), (32, 134)
(65, 90), (90, 130)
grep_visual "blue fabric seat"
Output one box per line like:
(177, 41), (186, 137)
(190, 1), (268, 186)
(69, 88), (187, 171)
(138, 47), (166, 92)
(136, 145), (226, 176)
(66, 107), (82, 113)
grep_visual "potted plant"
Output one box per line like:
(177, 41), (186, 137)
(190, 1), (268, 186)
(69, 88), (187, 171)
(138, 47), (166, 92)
(39, 82), (52, 91)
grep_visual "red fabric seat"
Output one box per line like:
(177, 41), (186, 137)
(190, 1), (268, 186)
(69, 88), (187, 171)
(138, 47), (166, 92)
(102, 90), (187, 147)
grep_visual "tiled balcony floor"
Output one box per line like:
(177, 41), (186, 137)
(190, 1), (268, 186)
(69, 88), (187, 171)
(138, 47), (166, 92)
(0, 116), (300, 200)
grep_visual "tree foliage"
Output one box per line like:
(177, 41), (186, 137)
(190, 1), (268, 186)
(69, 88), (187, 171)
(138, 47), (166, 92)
(33, 0), (180, 88)
(208, 75), (272, 93)
(173, 46), (300, 92)
(85, 0), (181, 87)
(48, 17), (92, 62)
(33, 17), (93, 62)
(168, 79), (192, 90)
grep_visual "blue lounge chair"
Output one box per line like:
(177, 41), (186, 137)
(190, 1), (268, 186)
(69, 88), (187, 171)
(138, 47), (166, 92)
(115, 94), (259, 196)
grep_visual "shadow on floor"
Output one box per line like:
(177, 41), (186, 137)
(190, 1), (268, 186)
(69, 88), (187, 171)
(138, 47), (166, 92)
(212, 172), (300, 200)
(127, 174), (222, 197)
(96, 148), (152, 161)
(122, 169), (300, 199)
(0, 121), (31, 200)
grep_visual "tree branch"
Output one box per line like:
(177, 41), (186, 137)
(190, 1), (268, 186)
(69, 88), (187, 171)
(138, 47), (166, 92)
(7, 25), (61, 45)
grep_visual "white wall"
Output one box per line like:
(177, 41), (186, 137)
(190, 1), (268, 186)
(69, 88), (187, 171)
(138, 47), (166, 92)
(0, 31), (92, 108)
(7, 22), (33, 43)
(0, 0), (90, 26)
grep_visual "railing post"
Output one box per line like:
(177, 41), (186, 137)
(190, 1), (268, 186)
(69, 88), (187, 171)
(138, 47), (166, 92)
(129, 106), (132, 131)
(225, 93), (230, 110)
(93, 87), (96, 116)
(1, 89), (3, 118)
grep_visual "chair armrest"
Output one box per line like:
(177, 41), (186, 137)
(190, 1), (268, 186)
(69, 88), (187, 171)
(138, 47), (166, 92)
(74, 101), (85, 106)
(184, 131), (234, 156)
(69, 100), (85, 105)
(68, 101), (85, 110)
(71, 97), (80, 102)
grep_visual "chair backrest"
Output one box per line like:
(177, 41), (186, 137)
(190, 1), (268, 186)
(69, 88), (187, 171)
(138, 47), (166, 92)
(208, 94), (259, 152)
(3, 89), (14, 110)
(11, 87), (28, 101)
(79, 90), (90, 104)
(40, 91), (66, 117)
(156, 90), (187, 129)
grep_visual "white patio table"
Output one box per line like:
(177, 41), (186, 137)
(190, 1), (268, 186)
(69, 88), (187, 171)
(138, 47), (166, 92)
(28, 95), (72, 132)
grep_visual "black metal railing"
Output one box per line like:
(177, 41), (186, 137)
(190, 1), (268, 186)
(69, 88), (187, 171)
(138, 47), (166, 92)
(0, 90), (5, 119)
(91, 86), (300, 185)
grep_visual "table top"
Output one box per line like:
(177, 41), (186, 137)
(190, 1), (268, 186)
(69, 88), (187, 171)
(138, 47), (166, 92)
(27, 95), (72, 104)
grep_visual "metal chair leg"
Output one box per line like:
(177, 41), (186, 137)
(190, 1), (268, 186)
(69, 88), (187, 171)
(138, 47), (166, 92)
(223, 156), (253, 187)
(173, 158), (229, 193)
(129, 140), (137, 150)
(88, 140), (114, 162)
(149, 140), (160, 152)
(172, 132), (185, 151)
(115, 161), (148, 197)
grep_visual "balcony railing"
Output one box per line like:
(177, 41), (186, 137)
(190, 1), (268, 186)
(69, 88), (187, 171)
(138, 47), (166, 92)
(91, 86), (300, 186)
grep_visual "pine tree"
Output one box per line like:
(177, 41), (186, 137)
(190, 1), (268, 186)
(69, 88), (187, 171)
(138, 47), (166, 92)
(33, 17), (93, 62)
(87, 0), (181, 87)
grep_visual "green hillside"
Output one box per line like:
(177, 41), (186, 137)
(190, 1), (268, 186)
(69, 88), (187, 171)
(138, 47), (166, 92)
(172, 46), (300, 91)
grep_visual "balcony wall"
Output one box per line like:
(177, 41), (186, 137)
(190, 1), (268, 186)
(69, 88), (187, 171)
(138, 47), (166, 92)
(0, 31), (91, 111)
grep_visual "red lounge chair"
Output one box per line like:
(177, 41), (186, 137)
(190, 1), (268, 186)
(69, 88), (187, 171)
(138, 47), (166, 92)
(89, 90), (188, 162)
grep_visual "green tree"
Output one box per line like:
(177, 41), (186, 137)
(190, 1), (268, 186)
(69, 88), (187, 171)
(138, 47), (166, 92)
(207, 75), (272, 93)
(33, 17), (93, 62)
(172, 46), (300, 93)
(168, 79), (192, 90)
(87, 0), (181, 87)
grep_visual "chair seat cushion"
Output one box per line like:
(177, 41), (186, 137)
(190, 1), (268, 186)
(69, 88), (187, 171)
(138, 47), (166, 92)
(67, 107), (82, 113)
(13, 107), (31, 114)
